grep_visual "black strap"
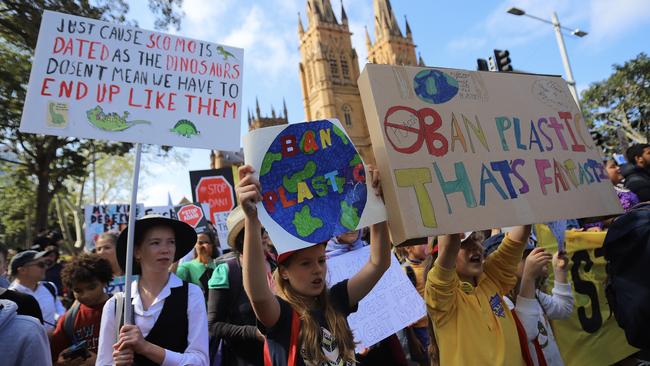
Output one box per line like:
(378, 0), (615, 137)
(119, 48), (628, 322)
(64, 301), (81, 342)
(227, 257), (243, 311)
(41, 281), (57, 298)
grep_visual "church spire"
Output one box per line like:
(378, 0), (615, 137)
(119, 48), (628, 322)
(373, 0), (402, 40)
(255, 97), (260, 119)
(418, 52), (425, 66)
(307, 0), (338, 25)
(283, 98), (288, 119)
(298, 12), (305, 35)
(405, 15), (412, 39)
(340, 0), (348, 25)
(365, 26), (372, 48)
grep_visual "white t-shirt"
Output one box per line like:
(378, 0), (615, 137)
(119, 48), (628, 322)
(9, 281), (65, 331)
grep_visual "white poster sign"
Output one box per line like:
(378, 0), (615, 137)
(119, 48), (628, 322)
(327, 246), (426, 352)
(20, 11), (243, 151)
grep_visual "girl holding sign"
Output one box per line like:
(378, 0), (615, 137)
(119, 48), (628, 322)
(96, 215), (209, 366)
(237, 164), (391, 366)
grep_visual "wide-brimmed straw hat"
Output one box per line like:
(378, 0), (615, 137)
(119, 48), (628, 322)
(226, 206), (245, 249)
(117, 214), (197, 274)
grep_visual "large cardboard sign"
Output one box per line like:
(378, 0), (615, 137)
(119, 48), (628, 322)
(190, 167), (238, 246)
(20, 11), (243, 151)
(243, 119), (386, 255)
(327, 247), (426, 351)
(536, 226), (638, 366)
(84, 203), (144, 250)
(358, 64), (622, 243)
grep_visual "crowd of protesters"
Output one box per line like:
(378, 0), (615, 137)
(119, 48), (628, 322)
(0, 143), (649, 365)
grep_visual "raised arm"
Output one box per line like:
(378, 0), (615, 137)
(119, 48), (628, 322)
(346, 167), (391, 307)
(238, 165), (281, 328)
(435, 234), (461, 270)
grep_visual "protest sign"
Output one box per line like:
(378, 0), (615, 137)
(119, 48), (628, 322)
(327, 246), (426, 351)
(243, 119), (386, 255)
(358, 64), (623, 243)
(535, 226), (638, 366)
(174, 202), (211, 234)
(144, 205), (177, 219)
(20, 11), (243, 151)
(84, 203), (144, 250)
(190, 167), (238, 246)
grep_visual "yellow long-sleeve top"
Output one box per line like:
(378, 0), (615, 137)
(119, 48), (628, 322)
(425, 234), (527, 366)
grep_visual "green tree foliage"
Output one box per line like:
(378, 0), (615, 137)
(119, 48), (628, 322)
(582, 53), (650, 154)
(0, 0), (183, 247)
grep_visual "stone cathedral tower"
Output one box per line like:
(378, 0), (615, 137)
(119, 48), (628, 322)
(298, 0), (423, 164)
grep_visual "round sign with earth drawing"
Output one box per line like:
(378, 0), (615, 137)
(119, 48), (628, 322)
(258, 120), (367, 244)
(413, 69), (459, 105)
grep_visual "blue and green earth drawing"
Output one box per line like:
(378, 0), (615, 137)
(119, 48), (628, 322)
(259, 120), (367, 244)
(413, 69), (459, 104)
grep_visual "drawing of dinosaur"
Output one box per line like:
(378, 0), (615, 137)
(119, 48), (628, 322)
(170, 119), (200, 138)
(86, 106), (151, 131)
(48, 103), (66, 126)
(216, 46), (237, 61)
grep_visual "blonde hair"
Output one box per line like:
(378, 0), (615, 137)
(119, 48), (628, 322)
(273, 263), (356, 363)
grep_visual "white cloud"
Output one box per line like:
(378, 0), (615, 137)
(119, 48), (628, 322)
(171, 0), (234, 40)
(587, 0), (650, 44)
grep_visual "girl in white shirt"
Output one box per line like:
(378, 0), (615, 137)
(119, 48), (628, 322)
(96, 215), (209, 366)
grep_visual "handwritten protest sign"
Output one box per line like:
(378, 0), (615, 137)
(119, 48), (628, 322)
(327, 246), (426, 351)
(536, 226), (638, 366)
(358, 64), (622, 243)
(190, 167), (238, 246)
(144, 205), (177, 219)
(84, 203), (144, 250)
(244, 119), (386, 254)
(20, 11), (243, 151)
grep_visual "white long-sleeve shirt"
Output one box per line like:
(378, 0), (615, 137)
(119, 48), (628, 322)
(96, 273), (209, 366)
(516, 281), (574, 366)
(9, 280), (65, 331)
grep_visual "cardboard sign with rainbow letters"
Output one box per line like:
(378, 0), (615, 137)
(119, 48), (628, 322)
(243, 119), (386, 254)
(358, 64), (622, 244)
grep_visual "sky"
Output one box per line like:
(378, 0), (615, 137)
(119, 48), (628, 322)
(128, 0), (650, 206)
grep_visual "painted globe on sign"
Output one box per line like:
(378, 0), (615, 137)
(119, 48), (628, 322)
(413, 69), (459, 104)
(258, 120), (367, 244)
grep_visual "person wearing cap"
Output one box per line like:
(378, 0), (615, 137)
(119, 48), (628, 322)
(8, 250), (65, 332)
(205, 205), (270, 366)
(425, 226), (532, 365)
(96, 215), (209, 366)
(237, 164), (391, 365)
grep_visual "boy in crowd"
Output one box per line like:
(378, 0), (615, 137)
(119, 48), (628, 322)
(9, 250), (65, 332)
(50, 254), (112, 365)
(623, 143), (650, 202)
(426, 226), (531, 365)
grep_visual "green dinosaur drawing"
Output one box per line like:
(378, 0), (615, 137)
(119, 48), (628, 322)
(216, 46), (237, 61)
(48, 103), (66, 126)
(340, 201), (360, 231)
(170, 119), (200, 137)
(292, 206), (323, 237)
(86, 106), (151, 131)
(283, 160), (316, 193)
(260, 152), (282, 176)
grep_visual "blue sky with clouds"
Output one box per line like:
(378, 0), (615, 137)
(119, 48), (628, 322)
(129, 0), (650, 206)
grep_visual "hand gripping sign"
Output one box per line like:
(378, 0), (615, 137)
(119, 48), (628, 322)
(243, 119), (386, 255)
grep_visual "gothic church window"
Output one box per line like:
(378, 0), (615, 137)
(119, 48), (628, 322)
(328, 51), (340, 78)
(342, 104), (352, 127)
(340, 54), (350, 79)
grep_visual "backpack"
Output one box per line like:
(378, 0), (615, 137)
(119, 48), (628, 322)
(603, 202), (650, 349)
(40, 281), (57, 298)
(63, 301), (81, 342)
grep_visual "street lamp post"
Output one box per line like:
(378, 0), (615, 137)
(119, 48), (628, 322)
(507, 7), (587, 106)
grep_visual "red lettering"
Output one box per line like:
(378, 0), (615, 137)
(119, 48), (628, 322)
(281, 134), (298, 158)
(40, 78), (54, 96)
(384, 106), (448, 156)
(558, 111), (586, 152)
(278, 187), (296, 208)
(263, 191), (278, 213)
(302, 130), (319, 153)
(352, 163), (365, 183)
(128, 88), (142, 107)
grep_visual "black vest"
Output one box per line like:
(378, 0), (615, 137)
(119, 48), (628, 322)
(134, 281), (189, 366)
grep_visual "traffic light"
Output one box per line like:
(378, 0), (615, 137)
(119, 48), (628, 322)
(493, 49), (512, 72)
(476, 58), (489, 71)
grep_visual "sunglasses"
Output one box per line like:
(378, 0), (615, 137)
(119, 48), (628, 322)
(26, 261), (48, 269)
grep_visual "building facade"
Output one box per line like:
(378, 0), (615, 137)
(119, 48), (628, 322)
(298, 0), (423, 163)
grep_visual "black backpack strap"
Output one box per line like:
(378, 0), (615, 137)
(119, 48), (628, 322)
(41, 281), (57, 298)
(403, 264), (417, 288)
(64, 301), (81, 342)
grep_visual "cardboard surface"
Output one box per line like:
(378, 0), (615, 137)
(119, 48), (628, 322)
(358, 64), (622, 243)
